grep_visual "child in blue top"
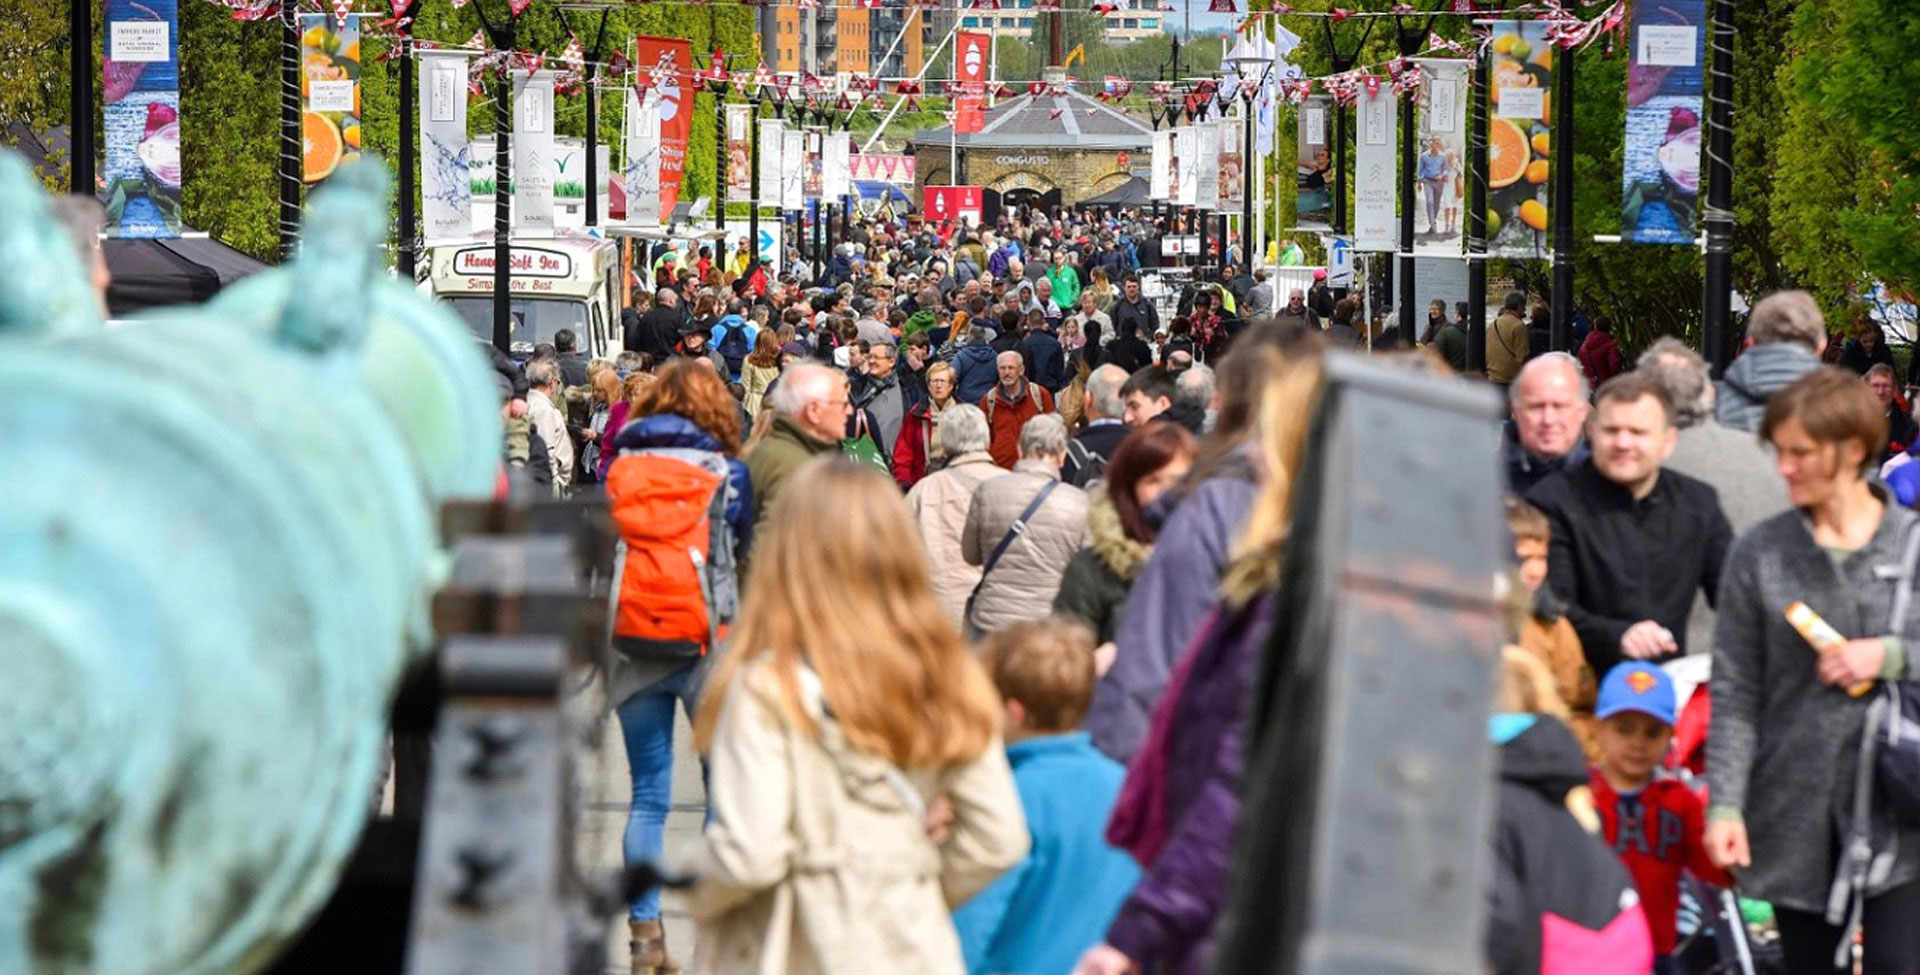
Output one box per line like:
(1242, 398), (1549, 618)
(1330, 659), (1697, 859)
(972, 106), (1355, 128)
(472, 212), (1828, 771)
(954, 619), (1141, 975)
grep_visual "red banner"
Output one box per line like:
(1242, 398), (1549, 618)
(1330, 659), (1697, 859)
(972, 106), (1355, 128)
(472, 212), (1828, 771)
(634, 35), (692, 216)
(954, 31), (990, 135)
(923, 185), (983, 225)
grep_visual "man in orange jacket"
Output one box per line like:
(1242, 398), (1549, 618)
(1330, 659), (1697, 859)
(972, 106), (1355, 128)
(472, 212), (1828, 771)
(981, 350), (1056, 468)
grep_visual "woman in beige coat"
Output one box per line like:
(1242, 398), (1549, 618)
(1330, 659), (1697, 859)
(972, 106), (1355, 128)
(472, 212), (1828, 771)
(684, 457), (1029, 975)
(904, 404), (1009, 624)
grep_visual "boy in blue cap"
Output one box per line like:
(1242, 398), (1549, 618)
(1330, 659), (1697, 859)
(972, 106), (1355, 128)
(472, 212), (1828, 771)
(1586, 662), (1731, 969)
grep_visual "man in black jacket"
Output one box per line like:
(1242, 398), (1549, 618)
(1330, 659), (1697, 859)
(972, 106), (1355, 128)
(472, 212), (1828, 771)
(1526, 371), (1733, 677)
(1062, 364), (1131, 487)
(625, 287), (684, 364)
(1110, 275), (1160, 343)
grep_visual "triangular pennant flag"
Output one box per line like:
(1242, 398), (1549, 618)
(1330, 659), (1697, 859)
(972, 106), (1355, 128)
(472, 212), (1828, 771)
(465, 28), (484, 50)
(509, 0), (532, 14)
(1048, 108), (1063, 119)
(1206, 0), (1236, 11)
(1361, 74), (1381, 98)
(333, 0), (352, 26)
(752, 63), (774, 90)
(561, 33), (585, 76)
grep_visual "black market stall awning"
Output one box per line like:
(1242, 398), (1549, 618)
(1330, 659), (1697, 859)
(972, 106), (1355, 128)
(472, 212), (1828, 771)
(1080, 176), (1150, 206)
(104, 235), (268, 317)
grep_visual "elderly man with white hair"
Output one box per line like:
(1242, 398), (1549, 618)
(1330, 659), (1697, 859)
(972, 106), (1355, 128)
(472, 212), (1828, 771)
(1063, 364), (1132, 487)
(905, 405), (1007, 625)
(1504, 351), (1592, 494)
(962, 414), (1090, 636)
(746, 362), (849, 534)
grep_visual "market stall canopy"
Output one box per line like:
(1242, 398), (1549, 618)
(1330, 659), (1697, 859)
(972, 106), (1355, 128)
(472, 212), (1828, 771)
(1080, 176), (1150, 206)
(105, 236), (268, 317)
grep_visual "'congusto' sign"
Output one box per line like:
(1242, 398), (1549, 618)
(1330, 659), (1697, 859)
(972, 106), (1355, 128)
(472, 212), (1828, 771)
(993, 154), (1050, 167)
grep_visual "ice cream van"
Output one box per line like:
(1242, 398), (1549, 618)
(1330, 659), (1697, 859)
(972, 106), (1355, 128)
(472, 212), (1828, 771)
(425, 236), (623, 359)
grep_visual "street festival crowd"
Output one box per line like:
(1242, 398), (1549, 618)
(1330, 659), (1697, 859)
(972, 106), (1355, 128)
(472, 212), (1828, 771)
(488, 204), (1920, 975)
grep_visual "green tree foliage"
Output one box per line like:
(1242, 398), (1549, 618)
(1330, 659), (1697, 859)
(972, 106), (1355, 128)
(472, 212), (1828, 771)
(1781, 0), (1920, 307)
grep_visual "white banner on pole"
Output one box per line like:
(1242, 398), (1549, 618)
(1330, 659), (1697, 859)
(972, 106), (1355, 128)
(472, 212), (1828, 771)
(823, 132), (851, 200)
(623, 90), (661, 228)
(1414, 59), (1468, 255)
(1354, 84), (1398, 252)
(1174, 125), (1198, 207)
(1218, 118), (1244, 212)
(1150, 129), (1172, 200)
(757, 118), (783, 207)
(1194, 121), (1221, 212)
(420, 51), (472, 245)
(512, 70), (557, 236)
(781, 129), (804, 210)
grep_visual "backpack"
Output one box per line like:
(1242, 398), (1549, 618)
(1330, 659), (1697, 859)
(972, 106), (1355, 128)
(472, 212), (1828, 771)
(1064, 437), (1107, 488)
(605, 446), (740, 660)
(716, 320), (752, 377)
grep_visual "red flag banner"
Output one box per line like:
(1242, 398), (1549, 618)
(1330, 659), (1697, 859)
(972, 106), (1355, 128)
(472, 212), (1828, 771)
(923, 185), (983, 225)
(954, 30), (990, 134)
(634, 34), (693, 216)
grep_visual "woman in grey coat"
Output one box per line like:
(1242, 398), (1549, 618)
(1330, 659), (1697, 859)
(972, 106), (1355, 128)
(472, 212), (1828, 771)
(1707, 368), (1920, 974)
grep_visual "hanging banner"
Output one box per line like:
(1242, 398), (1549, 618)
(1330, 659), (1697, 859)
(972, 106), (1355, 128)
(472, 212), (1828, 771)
(624, 91), (661, 228)
(803, 129), (823, 200)
(1295, 95), (1332, 230)
(1621, 0), (1704, 245)
(1354, 83), (1397, 252)
(955, 30), (990, 134)
(1173, 126), (1198, 207)
(781, 129), (804, 210)
(513, 70), (557, 236)
(419, 51), (472, 245)
(1194, 121), (1221, 212)
(823, 133), (851, 200)
(1150, 128), (1172, 200)
(102, 0), (182, 238)
(1414, 59), (1468, 255)
(757, 117), (784, 207)
(1485, 20), (1552, 259)
(725, 102), (754, 200)
(634, 35), (694, 215)
(1217, 118), (1245, 213)
(924, 186), (983, 226)
(298, 13), (363, 192)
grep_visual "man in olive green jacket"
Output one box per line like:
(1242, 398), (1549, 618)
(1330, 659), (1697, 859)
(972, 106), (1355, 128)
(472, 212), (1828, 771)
(1487, 289), (1531, 387)
(746, 362), (848, 537)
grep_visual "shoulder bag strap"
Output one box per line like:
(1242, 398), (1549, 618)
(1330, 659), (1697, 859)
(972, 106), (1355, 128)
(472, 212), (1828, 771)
(980, 480), (1059, 582)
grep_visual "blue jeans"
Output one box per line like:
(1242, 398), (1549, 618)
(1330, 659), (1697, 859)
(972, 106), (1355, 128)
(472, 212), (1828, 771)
(614, 662), (700, 921)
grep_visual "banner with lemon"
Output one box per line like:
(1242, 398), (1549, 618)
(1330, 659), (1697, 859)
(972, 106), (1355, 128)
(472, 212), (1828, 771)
(299, 14), (362, 190)
(1484, 21), (1552, 260)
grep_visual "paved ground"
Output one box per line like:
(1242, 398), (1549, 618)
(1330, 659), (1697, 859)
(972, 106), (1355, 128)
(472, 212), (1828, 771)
(578, 701), (703, 975)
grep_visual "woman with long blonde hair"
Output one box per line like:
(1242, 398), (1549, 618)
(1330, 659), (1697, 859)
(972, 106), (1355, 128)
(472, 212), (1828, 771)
(684, 458), (1028, 974)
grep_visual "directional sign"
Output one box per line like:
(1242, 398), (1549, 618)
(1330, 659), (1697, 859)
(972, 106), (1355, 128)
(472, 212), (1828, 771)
(724, 220), (780, 274)
(1327, 235), (1354, 288)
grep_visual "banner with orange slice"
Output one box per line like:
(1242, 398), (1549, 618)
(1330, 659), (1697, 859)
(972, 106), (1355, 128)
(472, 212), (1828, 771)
(299, 13), (362, 190)
(1483, 20), (1552, 260)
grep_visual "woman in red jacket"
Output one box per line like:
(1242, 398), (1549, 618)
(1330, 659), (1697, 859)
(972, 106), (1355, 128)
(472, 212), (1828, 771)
(890, 361), (957, 489)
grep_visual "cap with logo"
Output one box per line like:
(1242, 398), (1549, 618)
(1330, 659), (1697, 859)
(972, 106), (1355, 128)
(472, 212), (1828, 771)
(1594, 662), (1677, 726)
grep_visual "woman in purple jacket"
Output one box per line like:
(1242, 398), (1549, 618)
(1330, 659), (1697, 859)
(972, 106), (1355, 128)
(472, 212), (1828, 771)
(1075, 354), (1323, 975)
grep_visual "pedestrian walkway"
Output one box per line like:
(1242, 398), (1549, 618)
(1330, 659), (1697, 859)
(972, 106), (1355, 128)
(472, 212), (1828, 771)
(578, 704), (704, 974)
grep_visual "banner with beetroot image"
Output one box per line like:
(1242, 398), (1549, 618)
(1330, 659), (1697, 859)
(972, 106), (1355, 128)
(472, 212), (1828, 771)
(1621, 0), (1705, 245)
(103, 0), (181, 238)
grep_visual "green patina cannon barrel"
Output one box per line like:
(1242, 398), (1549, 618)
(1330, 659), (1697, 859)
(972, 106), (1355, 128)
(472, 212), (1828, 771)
(0, 153), (502, 974)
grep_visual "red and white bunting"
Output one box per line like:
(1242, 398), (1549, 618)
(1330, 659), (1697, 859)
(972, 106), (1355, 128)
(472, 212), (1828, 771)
(561, 33), (584, 77)
(1091, 2), (1118, 14)
(464, 28), (484, 51)
(211, 0), (279, 21)
(1048, 108), (1063, 120)
(1206, 0), (1236, 11)
(332, 0), (352, 26)
(1360, 74), (1381, 98)
(752, 63), (774, 91)
(508, 0), (532, 14)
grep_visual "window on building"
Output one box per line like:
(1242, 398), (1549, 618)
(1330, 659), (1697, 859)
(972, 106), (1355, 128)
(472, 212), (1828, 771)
(1143, 18), (1158, 28)
(1020, 17), (1033, 27)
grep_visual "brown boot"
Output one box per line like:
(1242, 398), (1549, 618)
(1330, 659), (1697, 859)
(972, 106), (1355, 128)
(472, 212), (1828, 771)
(629, 919), (680, 975)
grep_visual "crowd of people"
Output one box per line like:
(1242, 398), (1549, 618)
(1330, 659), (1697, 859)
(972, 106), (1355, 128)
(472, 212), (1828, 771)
(480, 202), (1920, 975)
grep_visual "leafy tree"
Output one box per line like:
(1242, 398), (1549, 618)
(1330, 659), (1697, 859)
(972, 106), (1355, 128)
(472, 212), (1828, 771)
(1781, 0), (1920, 307)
